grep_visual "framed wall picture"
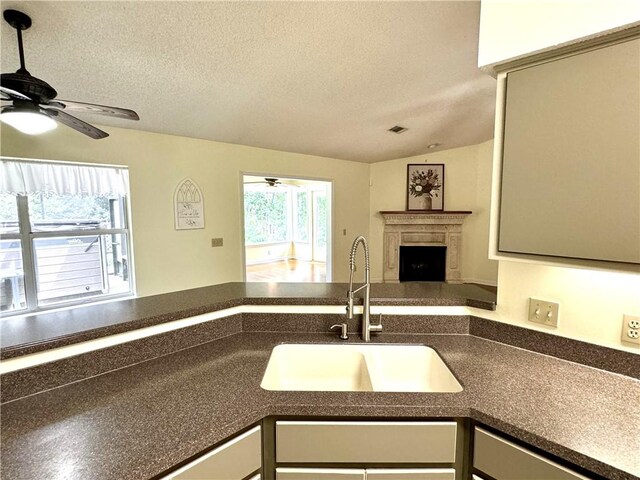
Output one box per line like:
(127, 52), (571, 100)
(174, 178), (205, 229)
(406, 164), (444, 211)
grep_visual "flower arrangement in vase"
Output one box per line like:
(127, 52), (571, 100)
(406, 164), (444, 211)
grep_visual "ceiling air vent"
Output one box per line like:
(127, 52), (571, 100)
(388, 125), (408, 134)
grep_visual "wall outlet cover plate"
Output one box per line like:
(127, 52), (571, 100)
(621, 314), (640, 345)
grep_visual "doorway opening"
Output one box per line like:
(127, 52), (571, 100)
(242, 175), (332, 282)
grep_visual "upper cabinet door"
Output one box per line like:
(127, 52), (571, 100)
(496, 36), (640, 266)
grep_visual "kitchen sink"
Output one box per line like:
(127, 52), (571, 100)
(260, 344), (462, 393)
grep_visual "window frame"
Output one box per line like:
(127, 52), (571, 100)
(1, 170), (135, 317)
(293, 189), (311, 244)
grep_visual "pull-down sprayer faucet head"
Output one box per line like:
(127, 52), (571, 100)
(346, 291), (355, 319)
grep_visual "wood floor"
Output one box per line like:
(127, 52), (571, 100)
(246, 259), (327, 282)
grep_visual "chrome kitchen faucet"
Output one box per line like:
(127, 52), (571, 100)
(346, 235), (382, 342)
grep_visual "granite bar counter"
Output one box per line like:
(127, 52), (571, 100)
(0, 281), (496, 359)
(4, 284), (637, 480)
(1, 329), (639, 480)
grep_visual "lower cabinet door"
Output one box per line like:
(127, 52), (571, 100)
(276, 468), (365, 480)
(276, 421), (457, 463)
(474, 428), (591, 480)
(164, 425), (262, 480)
(276, 468), (454, 480)
(366, 469), (455, 480)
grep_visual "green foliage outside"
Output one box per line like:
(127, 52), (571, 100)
(295, 192), (309, 242)
(0, 193), (112, 225)
(28, 193), (111, 224)
(0, 195), (18, 223)
(315, 194), (327, 247)
(244, 190), (288, 243)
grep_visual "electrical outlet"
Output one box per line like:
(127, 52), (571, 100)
(528, 298), (559, 328)
(211, 238), (223, 248)
(621, 314), (640, 345)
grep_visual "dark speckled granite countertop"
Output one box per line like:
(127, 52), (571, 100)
(1, 332), (638, 480)
(0, 282), (496, 358)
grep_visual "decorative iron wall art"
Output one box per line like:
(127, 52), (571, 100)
(174, 178), (204, 229)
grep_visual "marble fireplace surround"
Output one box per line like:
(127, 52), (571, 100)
(381, 211), (472, 283)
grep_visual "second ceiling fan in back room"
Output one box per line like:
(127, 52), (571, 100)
(245, 178), (284, 188)
(0, 9), (139, 139)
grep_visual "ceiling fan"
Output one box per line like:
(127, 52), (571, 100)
(0, 9), (139, 139)
(245, 177), (284, 187)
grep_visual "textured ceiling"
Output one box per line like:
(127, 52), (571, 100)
(1, 1), (496, 163)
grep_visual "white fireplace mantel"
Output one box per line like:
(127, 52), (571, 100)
(380, 210), (472, 283)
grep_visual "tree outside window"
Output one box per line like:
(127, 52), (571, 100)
(294, 191), (309, 242)
(244, 190), (289, 243)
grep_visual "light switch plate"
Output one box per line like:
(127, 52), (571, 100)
(621, 314), (640, 345)
(528, 298), (559, 328)
(211, 238), (223, 247)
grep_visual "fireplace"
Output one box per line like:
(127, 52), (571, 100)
(399, 246), (447, 282)
(380, 211), (471, 283)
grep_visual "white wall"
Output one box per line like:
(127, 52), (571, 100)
(1, 125), (370, 296)
(480, 262), (640, 354)
(478, 0), (640, 353)
(478, 0), (640, 67)
(369, 140), (498, 284)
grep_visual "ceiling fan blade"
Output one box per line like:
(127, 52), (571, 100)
(1, 86), (32, 101)
(49, 100), (139, 120)
(41, 108), (109, 139)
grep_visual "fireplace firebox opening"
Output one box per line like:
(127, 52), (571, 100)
(399, 246), (447, 282)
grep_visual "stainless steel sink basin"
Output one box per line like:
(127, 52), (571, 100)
(260, 344), (462, 393)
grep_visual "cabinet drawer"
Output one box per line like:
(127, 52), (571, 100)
(276, 421), (457, 463)
(166, 425), (261, 480)
(276, 468), (365, 480)
(367, 468), (455, 479)
(474, 428), (590, 480)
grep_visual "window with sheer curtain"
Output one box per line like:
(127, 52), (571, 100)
(0, 158), (134, 315)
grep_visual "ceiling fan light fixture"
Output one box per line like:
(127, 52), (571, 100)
(1, 108), (57, 135)
(1, 9), (139, 140)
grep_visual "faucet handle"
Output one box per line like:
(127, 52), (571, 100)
(370, 314), (383, 333)
(330, 323), (349, 340)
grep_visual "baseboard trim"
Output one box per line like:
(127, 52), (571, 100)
(464, 278), (498, 287)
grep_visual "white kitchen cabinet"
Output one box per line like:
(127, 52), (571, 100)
(276, 468), (454, 480)
(163, 425), (262, 480)
(276, 468), (365, 480)
(473, 428), (591, 480)
(366, 468), (455, 479)
(492, 33), (640, 269)
(275, 421), (457, 464)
